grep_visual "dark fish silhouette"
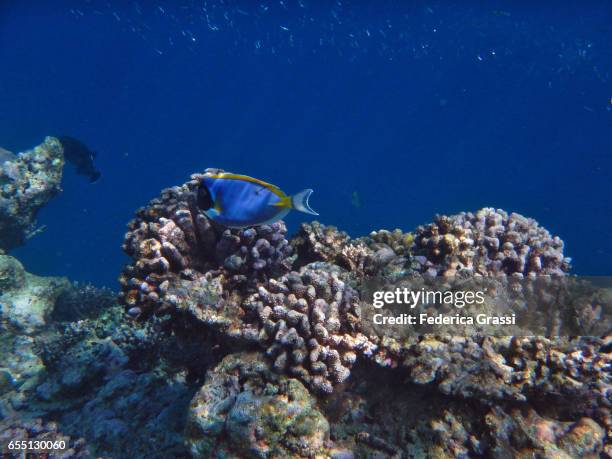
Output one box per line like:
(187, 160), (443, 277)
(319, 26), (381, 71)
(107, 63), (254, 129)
(58, 136), (101, 183)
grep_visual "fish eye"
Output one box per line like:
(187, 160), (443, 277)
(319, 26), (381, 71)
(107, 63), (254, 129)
(197, 183), (213, 210)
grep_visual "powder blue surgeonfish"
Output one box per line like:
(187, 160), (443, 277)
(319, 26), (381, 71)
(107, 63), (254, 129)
(197, 169), (318, 228)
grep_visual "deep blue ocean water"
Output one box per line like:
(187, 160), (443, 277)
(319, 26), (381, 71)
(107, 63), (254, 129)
(1, 1), (610, 287)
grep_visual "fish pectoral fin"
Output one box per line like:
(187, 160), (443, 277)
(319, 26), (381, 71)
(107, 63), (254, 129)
(206, 208), (221, 219)
(213, 197), (223, 213)
(205, 199), (222, 218)
(270, 196), (293, 208)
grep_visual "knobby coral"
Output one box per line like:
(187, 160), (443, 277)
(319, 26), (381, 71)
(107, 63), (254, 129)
(243, 264), (367, 394)
(413, 207), (571, 277)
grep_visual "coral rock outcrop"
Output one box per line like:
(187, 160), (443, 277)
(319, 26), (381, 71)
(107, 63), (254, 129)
(0, 137), (64, 251)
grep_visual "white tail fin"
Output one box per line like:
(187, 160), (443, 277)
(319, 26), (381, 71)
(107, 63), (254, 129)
(291, 189), (318, 215)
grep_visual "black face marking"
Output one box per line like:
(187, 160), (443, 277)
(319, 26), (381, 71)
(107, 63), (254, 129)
(197, 183), (213, 210)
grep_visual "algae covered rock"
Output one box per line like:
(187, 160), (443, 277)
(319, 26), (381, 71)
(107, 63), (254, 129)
(0, 253), (25, 291)
(4, 304), (194, 458)
(483, 407), (606, 459)
(0, 254), (68, 333)
(0, 137), (64, 251)
(186, 353), (330, 458)
(0, 333), (45, 399)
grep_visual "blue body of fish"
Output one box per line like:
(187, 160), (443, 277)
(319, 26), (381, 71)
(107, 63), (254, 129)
(200, 171), (317, 228)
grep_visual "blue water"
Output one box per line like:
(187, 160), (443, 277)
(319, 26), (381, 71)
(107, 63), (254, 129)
(2, 1), (611, 287)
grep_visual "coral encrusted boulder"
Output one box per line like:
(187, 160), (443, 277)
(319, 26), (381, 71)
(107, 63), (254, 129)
(185, 353), (330, 458)
(0, 253), (69, 333)
(0, 137), (64, 251)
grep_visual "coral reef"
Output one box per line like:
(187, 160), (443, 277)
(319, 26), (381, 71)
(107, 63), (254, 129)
(2, 161), (605, 459)
(0, 256), (203, 458)
(0, 332), (45, 404)
(481, 406), (606, 459)
(320, 361), (609, 459)
(423, 405), (608, 458)
(0, 137), (64, 251)
(413, 207), (572, 277)
(291, 221), (353, 268)
(116, 172), (609, 457)
(33, 307), (194, 458)
(119, 173), (373, 394)
(367, 228), (414, 257)
(381, 334), (611, 411)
